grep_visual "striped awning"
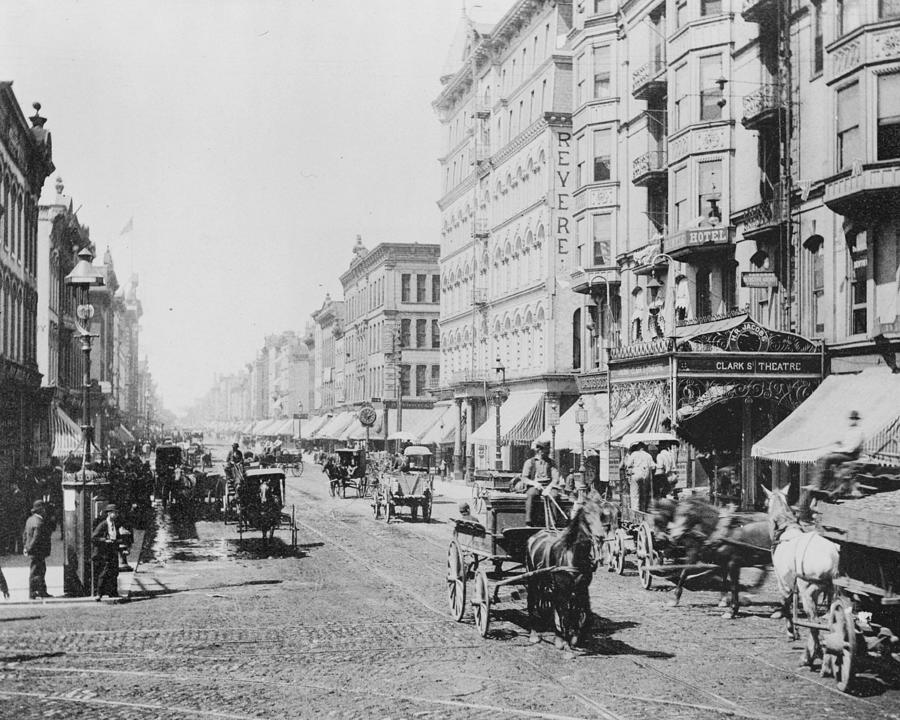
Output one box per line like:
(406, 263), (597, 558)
(535, 394), (609, 451)
(314, 411), (356, 440)
(419, 403), (458, 445)
(753, 367), (900, 466)
(384, 407), (441, 441)
(51, 407), (99, 457)
(470, 391), (545, 445)
(610, 398), (667, 444)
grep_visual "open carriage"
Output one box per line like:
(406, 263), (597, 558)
(327, 447), (370, 498)
(373, 445), (433, 522)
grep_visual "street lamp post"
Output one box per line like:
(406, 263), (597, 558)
(492, 358), (509, 472)
(62, 247), (105, 596)
(575, 397), (588, 484)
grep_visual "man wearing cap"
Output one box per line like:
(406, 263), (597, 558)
(23, 501), (53, 599)
(517, 441), (562, 526)
(624, 441), (655, 512)
(798, 410), (865, 521)
(92, 504), (125, 599)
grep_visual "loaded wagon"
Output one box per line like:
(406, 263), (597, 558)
(373, 445), (433, 522)
(803, 486), (900, 692)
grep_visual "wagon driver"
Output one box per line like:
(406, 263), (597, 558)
(516, 441), (563, 527)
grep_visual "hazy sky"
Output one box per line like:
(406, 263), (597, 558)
(0, 0), (497, 414)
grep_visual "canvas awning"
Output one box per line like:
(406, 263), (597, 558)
(753, 366), (900, 466)
(314, 411), (356, 440)
(301, 414), (330, 438)
(535, 394), (609, 451)
(470, 390), (545, 445)
(610, 398), (668, 443)
(51, 407), (99, 457)
(384, 407), (442, 441)
(674, 313), (750, 342)
(270, 418), (296, 436)
(420, 403), (458, 445)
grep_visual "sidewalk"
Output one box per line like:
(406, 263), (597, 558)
(433, 476), (474, 502)
(0, 527), (145, 605)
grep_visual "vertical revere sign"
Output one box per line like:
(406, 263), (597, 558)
(555, 130), (571, 267)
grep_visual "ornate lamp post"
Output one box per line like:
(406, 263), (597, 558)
(575, 397), (588, 479)
(62, 246), (105, 596)
(492, 358), (509, 472)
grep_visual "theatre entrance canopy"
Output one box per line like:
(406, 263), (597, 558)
(607, 312), (822, 509)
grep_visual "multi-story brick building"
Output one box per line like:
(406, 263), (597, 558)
(338, 237), (441, 445)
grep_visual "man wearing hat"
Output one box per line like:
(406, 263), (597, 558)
(92, 504), (126, 599)
(516, 441), (562, 526)
(23, 500), (53, 599)
(798, 410), (865, 521)
(624, 441), (655, 512)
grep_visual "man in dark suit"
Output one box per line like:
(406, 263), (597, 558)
(92, 503), (129, 599)
(23, 501), (53, 599)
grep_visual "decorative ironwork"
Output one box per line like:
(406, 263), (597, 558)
(609, 338), (673, 361)
(742, 187), (784, 235)
(632, 60), (665, 98)
(676, 377), (816, 417)
(610, 379), (670, 420)
(632, 150), (667, 184)
(678, 320), (818, 354)
(575, 369), (609, 394)
(741, 84), (780, 125)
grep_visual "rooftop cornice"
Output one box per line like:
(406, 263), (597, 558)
(339, 243), (441, 285)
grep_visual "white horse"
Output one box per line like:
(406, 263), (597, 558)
(763, 483), (840, 668)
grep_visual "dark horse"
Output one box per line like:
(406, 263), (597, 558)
(669, 497), (771, 618)
(525, 493), (612, 650)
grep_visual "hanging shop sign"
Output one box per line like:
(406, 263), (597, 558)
(741, 271), (780, 288)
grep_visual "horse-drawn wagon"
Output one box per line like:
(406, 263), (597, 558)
(374, 445), (433, 522)
(324, 447), (370, 498)
(447, 489), (609, 648)
(231, 464), (298, 546)
(153, 444), (184, 508)
(801, 486), (900, 692)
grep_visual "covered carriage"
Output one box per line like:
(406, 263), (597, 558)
(232, 465), (298, 545)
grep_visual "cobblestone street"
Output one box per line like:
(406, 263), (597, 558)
(1, 462), (899, 719)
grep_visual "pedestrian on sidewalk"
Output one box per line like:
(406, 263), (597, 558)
(23, 500), (53, 599)
(92, 503), (125, 599)
(0, 560), (8, 599)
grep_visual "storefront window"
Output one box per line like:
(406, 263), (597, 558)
(878, 74), (900, 161)
(837, 83), (861, 169)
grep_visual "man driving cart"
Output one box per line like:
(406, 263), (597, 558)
(515, 441), (564, 527)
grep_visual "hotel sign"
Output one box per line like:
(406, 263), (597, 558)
(677, 355), (821, 376)
(666, 226), (733, 258)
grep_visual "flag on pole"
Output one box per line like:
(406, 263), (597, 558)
(120, 217), (134, 235)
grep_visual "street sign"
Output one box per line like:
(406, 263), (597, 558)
(547, 405), (560, 425)
(741, 271), (779, 288)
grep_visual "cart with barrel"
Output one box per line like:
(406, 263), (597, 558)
(447, 490), (574, 637)
(374, 445), (434, 521)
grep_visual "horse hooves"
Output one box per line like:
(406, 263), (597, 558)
(528, 633), (541, 645)
(554, 637), (566, 651)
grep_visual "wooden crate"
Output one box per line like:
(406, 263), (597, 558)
(818, 489), (900, 553)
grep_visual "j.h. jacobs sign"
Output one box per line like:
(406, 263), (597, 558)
(677, 355), (821, 375)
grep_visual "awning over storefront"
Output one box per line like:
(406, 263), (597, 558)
(752, 367), (900, 465)
(535, 395), (609, 451)
(270, 418), (296, 436)
(610, 398), (668, 443)
(51, 407), (99, 457)
(314, 411), (356, 440)
(420, 403), (458, 445)
(384, 407), (442, 441)
(301, 414), (330, 438)
(109, 424), (136, 443)
(470, 390), (545, 445)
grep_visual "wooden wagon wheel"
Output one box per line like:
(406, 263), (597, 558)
(447, 540), (467, 622)
(473, 568), (491, 637)
(611, 528), (627, 575)
(637, 523), (655, 590)
(825, 598), (858, 693)
(383, 493), (393, 523)
(471, 483), (485, 515)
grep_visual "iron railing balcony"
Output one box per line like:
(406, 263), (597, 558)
(742, 84), (783, 130)
(741, 0), (778, 23)
(632, 59), (666, 101)
(741, 188), (785, 241)
(632, 149), (667, 187)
